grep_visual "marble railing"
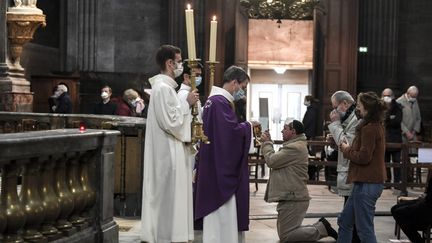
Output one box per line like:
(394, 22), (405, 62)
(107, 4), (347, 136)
(0, 111), (146, 216)
(0, 129), (120, 242)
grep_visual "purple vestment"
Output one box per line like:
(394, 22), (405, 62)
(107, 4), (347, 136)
(194, 95), (252, 231)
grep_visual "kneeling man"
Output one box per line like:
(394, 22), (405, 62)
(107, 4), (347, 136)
(261, 119), (338, 242)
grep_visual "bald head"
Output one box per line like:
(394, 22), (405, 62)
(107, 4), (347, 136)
(382, 88), (394, 98)
(407, 86), (419, 98)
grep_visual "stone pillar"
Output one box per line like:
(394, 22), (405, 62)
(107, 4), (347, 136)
(0, 1), (45, 112)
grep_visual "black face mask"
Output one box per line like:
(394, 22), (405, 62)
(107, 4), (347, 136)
(354, 109), (362, 119)
(341, 103), (357, 122)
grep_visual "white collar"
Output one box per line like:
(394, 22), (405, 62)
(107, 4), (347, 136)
(209, 86), (234, 102)
(149, 74), (178, 89)
(179, 83), (191, 91)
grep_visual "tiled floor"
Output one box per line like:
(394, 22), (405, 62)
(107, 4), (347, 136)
(117, 181), (424, 243)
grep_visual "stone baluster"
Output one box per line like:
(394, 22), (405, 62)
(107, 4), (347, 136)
(19, 158), (46, 242)
(53, 154), (76, 236)
(1, 163), (26, 242)
(0, 168), (7, 241)
(67, 152), (87, 229)
(39, 156), (62, 241)
(80, 151), (97, 224)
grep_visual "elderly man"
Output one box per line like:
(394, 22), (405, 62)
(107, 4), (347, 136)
(261, 119), (338, 242)
(328, 90), (360, 242)
(53, 84), (72, 114)
(397, 86), (422, 145)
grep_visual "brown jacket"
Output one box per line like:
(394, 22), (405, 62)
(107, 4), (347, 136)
(342, 121), (387, 184)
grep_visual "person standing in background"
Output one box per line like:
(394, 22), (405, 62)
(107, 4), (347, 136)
(302, 95), (321, 180)
(382, 88), (402, 186)
(52, 84), (72, 114)
(302, 95), (320, 140)
(397, 86), (422, 151)
(93, 85), (117, 115)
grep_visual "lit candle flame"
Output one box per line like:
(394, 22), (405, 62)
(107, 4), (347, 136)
(187, 4), (191, 10)
(212, 15), (216, 21)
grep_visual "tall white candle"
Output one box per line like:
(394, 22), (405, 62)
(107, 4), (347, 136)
(209, 15), (217, 62)
(185, 4), (196, 60)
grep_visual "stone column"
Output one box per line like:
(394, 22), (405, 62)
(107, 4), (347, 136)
(0, 1), (45, 112)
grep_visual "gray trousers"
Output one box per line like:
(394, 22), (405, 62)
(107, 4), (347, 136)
(276, 200), (327, 242)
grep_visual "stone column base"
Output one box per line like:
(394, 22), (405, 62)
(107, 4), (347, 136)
(0, 91), (33, 112)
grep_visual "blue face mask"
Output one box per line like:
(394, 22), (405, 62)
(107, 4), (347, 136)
(195, 76), (202, 87)
(234, 88), (246, 101)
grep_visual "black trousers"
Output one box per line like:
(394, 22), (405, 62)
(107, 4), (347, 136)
(391, 199), (432, 243)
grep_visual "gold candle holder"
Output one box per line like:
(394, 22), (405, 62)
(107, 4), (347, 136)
(206, 61), (219, 89)
(187, 59), (210, 144)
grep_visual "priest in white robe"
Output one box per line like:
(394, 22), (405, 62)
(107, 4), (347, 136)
(140, 45), (199, 243)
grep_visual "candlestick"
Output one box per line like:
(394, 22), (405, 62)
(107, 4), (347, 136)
(209, 15), (217, 62)
(206, 60), (219, 89)
(185, 4), (196, 60)
(188, 59), (209, 144)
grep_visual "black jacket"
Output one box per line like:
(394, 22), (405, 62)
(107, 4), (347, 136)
(385, 99), (403, 143)
(55, 93), (73, 114)
(93, 100), (117, 115)
(302, 104), (319, 139)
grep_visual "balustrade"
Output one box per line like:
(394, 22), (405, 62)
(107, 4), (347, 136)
(0, 111), (146, 217)
(0, 128), (120, 242)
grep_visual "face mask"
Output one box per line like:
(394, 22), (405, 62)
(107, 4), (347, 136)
(101, 91), (109, 99)
(304, 101), (311, 107)
(195, 76), (202, 87)
(409, 97), (416, 102)
(382, 96), (392, 104)
(173, 62), (183, 78)
(338, 109), (346, 118)
(354, 109), (361, 119)
(234, 88), (245, 101)
(131, 98), (140, 107)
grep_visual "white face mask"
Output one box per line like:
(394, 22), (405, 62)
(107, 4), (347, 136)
(173, 62), (183, 78)
(101, 91), (109, 99)
(382, 96), (392, 104)
(304, 101), (311, 107)
(195, 76), (202, 87)
(234, 88), (245, 101)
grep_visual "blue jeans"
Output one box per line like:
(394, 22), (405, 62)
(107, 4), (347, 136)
(337, 182), (383, 243)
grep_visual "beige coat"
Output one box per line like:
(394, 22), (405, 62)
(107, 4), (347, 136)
(328, 112), (359, 196)
(397, 94), (421, 137)
(261, 134), (311, 202)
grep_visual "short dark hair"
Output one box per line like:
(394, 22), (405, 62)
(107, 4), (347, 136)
(182, 61), (203, 76)
(289, 120), (305, 134)
(101, 85), (112, 94)
(155, 45), (181, 71)
(222, 66), (250, 85)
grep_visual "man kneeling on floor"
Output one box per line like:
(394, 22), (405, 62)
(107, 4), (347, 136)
(260, 119), (338, 242)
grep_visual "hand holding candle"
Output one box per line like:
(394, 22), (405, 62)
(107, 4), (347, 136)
(185, 4), (196, 60)
(209, 15), (217, 62)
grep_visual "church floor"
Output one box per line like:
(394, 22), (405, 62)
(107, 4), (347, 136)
(117, 181), (424, 243)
